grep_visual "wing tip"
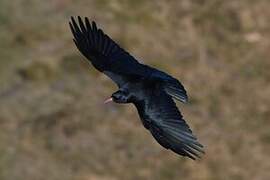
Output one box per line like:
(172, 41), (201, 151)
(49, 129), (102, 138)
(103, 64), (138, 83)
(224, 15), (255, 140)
(163, 124), (205, 160)
(180, 148), (205, 160)
(69, 16), (99, 32)
(181, 136), (205, 160)
(186, 145), (205, 160)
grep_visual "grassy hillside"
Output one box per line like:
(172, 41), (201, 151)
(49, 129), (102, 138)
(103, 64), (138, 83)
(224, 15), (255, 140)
(0, 0), (270, 179)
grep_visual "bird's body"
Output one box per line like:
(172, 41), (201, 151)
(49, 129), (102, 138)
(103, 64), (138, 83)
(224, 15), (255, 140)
(69, 16), (204, 160)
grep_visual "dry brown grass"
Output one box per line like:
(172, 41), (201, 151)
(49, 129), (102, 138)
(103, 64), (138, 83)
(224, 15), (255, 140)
(0, 0), (270, 179)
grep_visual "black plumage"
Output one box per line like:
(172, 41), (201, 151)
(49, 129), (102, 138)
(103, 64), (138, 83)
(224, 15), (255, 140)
(69, 16), (204, 160)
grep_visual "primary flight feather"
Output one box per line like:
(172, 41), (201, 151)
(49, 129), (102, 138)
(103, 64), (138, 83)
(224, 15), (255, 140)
(69, 16), (204, 160)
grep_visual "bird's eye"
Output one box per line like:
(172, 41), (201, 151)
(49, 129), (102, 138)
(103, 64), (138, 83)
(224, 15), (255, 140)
(112, 93), (120, 100)
(111, 90), (129, 103)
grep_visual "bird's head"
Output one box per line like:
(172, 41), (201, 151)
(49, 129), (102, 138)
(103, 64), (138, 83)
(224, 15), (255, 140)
(104, 90), (132, 104)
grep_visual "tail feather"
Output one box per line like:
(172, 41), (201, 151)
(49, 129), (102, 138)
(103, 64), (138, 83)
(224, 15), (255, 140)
(165, 85), (188, 103)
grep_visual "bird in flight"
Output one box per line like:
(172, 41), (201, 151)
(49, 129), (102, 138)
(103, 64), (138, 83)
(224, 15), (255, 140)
(69, 16), (204, 160)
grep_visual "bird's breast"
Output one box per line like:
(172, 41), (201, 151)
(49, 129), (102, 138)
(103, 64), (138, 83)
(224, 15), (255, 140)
(134, 101), (152, 129)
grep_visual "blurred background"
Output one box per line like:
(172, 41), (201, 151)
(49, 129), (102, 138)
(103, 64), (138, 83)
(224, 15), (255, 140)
(0, 0), (270, 180)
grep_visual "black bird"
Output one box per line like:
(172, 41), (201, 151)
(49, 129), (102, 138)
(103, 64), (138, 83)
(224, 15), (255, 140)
(69, 16), (204, 160)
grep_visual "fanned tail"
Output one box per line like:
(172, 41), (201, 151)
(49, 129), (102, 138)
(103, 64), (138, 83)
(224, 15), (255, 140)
(164, 80), (188, 103)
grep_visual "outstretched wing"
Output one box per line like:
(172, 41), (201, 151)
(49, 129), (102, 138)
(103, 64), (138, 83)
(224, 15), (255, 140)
(69, 16), (188, 102)
(135, 90), (204, 160)
(69, 16), (150, 87)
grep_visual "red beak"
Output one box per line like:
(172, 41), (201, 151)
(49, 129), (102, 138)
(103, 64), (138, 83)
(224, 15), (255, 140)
(104, 97), (113, 104)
